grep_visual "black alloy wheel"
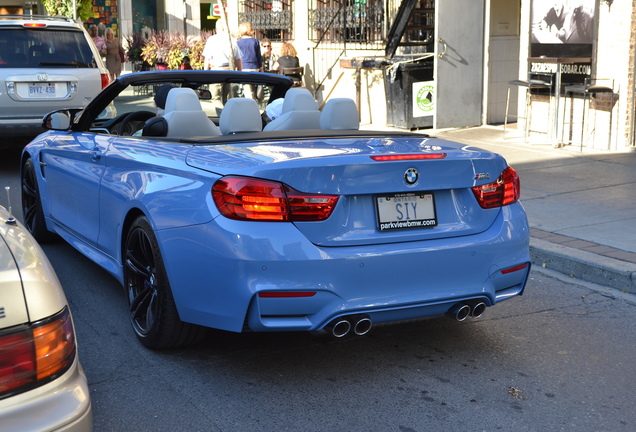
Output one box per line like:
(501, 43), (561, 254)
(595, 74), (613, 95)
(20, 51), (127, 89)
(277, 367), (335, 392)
(21, 158), (55, 242)
(124, 216), (206, 348)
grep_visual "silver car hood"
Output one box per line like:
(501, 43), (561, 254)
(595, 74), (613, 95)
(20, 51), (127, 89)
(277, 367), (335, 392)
(0, 206), (67, 329)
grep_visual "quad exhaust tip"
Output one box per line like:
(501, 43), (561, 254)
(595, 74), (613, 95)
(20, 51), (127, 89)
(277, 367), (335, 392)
(326, 302), (484, 338)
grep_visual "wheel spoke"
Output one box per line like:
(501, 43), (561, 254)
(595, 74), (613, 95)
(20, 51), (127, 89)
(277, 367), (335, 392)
(125, 250), (151, 279)
(22, 179), (36, 199)
(24, 206), (36, 229)
(144, 290), (158, 332)
(130, 284), (153, 329)
(125, 225), (162, 335)
(21, 166), (38, 230)
(125, 229), (152, 279)
(138, 232), (154, 267)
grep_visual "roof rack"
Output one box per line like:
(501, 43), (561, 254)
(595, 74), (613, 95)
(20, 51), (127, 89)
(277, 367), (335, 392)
(0, 14), (76, 23)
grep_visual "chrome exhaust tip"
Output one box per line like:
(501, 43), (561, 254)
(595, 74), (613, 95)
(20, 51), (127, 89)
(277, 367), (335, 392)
(447, 303), (471, 321)
(471, 302), (487, 318)
(329, 319), (351, 338)
(353, 317), (372, 336)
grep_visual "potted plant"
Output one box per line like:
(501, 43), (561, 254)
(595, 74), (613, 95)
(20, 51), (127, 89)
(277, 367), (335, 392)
(124, 32), (148, 71)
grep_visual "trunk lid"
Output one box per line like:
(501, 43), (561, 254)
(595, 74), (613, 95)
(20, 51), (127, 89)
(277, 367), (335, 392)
(187, 135), (510, 246)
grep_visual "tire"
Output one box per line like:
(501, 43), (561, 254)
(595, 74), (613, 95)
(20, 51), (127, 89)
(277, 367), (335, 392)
(124, 216), (206, 349)
(21, 158), (56, 242)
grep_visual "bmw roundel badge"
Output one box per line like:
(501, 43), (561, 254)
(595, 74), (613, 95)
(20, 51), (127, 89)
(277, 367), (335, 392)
(404, 168), (419, 185)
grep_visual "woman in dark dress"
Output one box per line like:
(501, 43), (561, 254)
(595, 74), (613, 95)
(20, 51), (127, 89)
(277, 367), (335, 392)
(273, 42), (302, 85)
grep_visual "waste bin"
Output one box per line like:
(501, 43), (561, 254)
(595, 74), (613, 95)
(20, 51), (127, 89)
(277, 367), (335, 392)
(383, 57), (434, 130)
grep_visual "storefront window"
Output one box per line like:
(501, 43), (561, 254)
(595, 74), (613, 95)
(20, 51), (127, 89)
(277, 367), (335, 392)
(239, 1), (293, 41)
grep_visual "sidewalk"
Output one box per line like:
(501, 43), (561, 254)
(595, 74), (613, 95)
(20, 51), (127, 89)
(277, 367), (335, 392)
(427, 125), (636, 293)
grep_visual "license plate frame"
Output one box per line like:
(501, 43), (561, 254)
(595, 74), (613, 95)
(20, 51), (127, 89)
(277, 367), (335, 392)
(375, 192), (437, 231)
(29, 82), (57, 98)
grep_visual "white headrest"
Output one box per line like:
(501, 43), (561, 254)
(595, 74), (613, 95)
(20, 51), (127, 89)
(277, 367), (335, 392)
(164, 87), (202, 113)
(320, 98), (359, 130)
(220, 98), (262, 134)
(281, 88), (318, 113)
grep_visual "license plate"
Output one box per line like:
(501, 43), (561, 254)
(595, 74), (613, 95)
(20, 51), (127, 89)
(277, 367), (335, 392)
(376, 192), (437, 231)
(29, 83), (56, 97)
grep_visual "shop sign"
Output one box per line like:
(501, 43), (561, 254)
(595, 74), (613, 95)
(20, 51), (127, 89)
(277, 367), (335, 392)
(413, 81), (435, 118)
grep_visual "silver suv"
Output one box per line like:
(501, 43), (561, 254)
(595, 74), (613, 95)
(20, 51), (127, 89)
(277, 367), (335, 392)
(0, 15), (110, 144)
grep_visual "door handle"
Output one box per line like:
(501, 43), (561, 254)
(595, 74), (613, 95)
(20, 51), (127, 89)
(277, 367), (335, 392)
(438, 38), (447, 59)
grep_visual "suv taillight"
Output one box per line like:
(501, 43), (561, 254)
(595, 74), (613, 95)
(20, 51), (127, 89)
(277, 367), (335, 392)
(0, 307), (76, 399)
(212, 176), (339, 222)
(472, 166), (520, 209)
(101, 73), (110, 89)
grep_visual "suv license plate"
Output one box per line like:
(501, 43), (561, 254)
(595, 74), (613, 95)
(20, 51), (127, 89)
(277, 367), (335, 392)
(29, 83), (56, 97)
(376, 192), (437, 231)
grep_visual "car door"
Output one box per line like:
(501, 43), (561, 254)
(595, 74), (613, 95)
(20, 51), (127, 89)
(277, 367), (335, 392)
(43, 131), (108, 245)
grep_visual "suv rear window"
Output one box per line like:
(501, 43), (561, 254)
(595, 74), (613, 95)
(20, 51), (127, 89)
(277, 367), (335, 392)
(0, 28), (96, 68)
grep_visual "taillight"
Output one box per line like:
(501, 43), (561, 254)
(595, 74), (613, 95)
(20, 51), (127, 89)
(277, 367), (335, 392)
(101, 73), (110, 88)
(0, 307), (76, 399)
(472, 166), (520, 209)
(212, 176), (339, 222)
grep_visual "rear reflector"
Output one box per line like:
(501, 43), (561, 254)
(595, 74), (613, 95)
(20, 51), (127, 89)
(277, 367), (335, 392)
(501, 263), (529, 274)
(258, 292), (317, 298)
(371, 154), (447, 161)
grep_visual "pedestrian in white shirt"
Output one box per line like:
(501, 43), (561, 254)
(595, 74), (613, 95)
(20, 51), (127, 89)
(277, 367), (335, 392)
(202, 20), (243, 105)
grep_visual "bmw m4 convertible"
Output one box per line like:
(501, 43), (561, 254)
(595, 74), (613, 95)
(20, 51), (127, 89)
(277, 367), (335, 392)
(21, 70), (530, 348)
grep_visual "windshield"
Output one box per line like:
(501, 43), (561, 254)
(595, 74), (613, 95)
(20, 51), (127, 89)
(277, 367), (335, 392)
(0, 28), (96, 68)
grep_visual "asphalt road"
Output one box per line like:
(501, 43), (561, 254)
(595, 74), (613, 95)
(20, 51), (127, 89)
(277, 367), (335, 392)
(2, 145), (636, 432)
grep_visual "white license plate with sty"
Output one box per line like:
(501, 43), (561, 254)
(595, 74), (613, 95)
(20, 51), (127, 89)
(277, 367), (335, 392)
(376, 192), (437, 231)
(29, 83), (56, 97)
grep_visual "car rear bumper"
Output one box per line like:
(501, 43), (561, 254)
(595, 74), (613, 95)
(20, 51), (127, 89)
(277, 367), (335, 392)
(0, 118), (45, 139)
(0, 358), (92, 431)
(159, 203), (531, 333)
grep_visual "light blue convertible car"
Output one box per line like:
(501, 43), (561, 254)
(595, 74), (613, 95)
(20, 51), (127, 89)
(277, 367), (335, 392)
(21, 70), (530, 348)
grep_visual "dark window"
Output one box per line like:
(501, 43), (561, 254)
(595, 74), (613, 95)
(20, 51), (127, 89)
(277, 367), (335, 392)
(0, 28), (95, 68)
(239, 1), (293, 41)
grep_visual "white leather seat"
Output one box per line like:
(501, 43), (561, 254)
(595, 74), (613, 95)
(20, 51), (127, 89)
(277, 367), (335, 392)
(220, 98), (262, 134)
(162, 87), (221, 137)
(320, 98), (359, 130)
(263, 88), (321, 131)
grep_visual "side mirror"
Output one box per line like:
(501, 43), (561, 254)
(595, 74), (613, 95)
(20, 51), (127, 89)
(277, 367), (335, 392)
(42, 111), (71, 130)
(198, 89), (212, 100)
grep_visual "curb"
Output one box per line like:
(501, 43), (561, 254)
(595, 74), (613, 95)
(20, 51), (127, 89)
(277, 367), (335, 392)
(530, 237), (636, 294)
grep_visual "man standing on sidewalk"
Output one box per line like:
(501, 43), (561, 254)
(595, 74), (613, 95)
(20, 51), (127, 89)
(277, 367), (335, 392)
(202, 19), (243, 106)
